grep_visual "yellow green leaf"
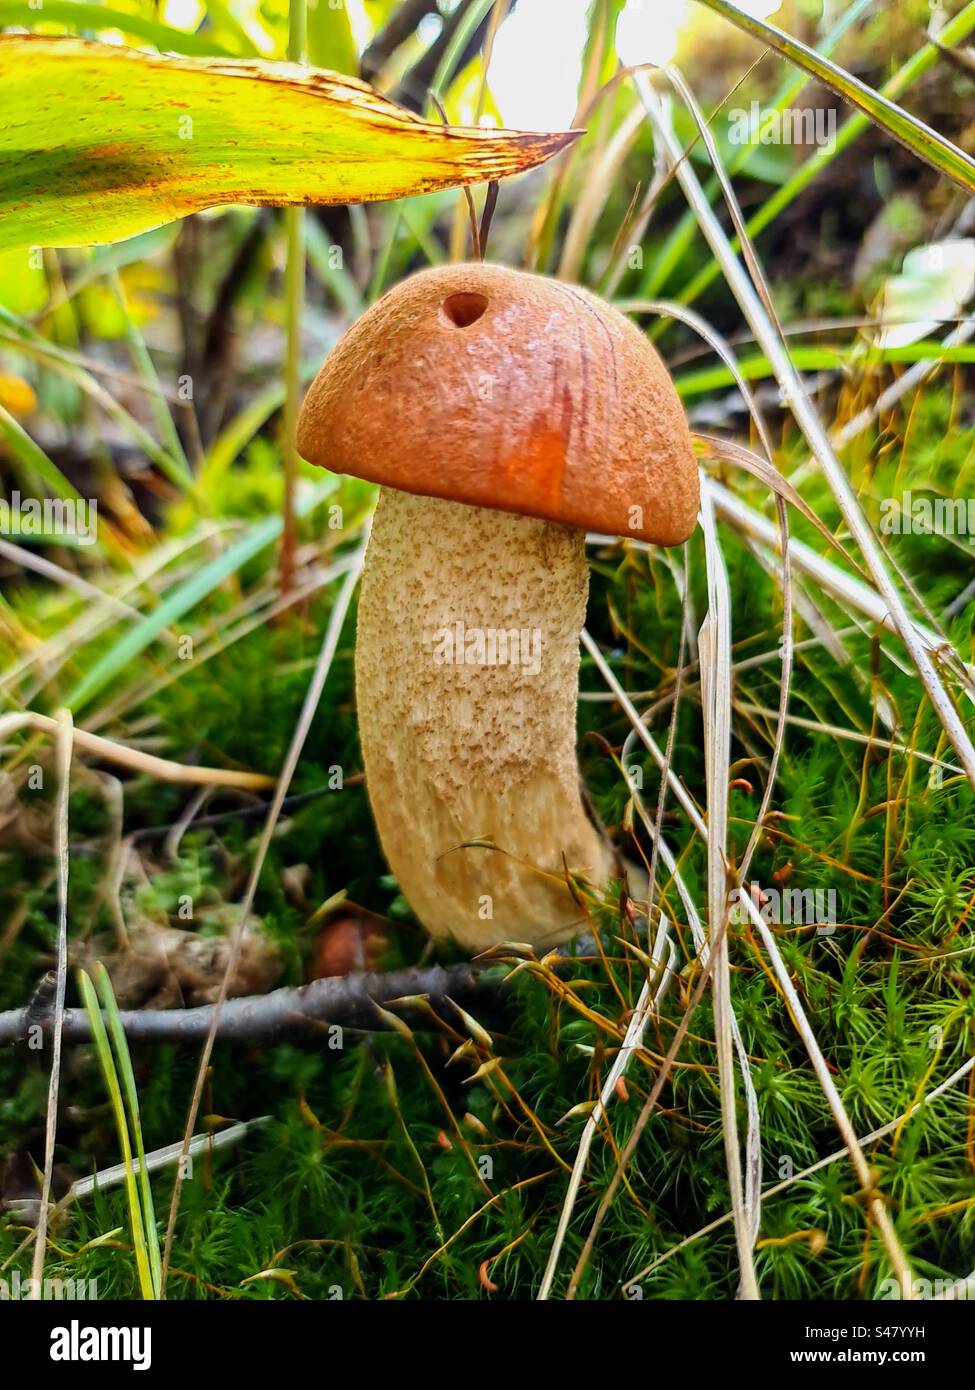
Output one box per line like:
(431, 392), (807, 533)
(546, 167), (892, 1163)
(0, 36), (579, 252)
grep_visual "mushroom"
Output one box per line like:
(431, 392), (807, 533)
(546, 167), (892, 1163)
(297, 263), (698, 953)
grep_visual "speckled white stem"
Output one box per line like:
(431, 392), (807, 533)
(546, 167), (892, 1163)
(355, 488), (612, 952)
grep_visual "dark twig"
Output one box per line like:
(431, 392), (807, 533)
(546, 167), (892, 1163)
(198, 210), (271, 443)
(129, 779), (362, 842)
(0, 963), (491, 1046)
(20, 970), (58, 1044)
(478, 181), (500, 260)
(429, 93), (482, 260)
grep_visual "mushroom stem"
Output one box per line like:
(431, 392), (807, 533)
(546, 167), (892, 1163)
(355, 487), (612, 952)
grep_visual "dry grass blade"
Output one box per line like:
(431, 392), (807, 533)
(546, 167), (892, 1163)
(28, 707), (72, 1298)
(619, 298), (774, 457)
(615, 297), (796, 893)
(579, 626), (765, 1289)
(624, 1054), (975, 1295)
(663, 65), (784, 338)
(635, 70), (975, 784)
(0, 539), (144, 624)
(734, 884), (916, 1291)
(697, 433), (862, 573)
(699, 490), (759, 1299)
(641, 544), (692, 934)
(707, 481), (975, 695)
(734, 702), (963, 776)
(565, 913), (732, 1298)
(159, 544), (365, 1292)
(583, 618), (917, 1289)
(537, 920), (676, 1299)
(698, 444), (794, 883)
(559, 104), (646, 283)
(0, 712), (275, 788)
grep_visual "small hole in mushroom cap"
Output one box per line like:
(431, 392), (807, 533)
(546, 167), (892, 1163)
(440, 291), (488, 328)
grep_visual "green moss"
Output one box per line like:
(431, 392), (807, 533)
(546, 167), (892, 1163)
(2, 370), (973, 1302)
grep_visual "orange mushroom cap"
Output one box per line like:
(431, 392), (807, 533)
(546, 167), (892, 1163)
(297, 262), (699, 546)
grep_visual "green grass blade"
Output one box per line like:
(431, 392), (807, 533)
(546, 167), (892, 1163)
(64, 479), (337, 712)
(202, 0), (262, 57)
(0, 0), (237, 56)
(429, 0), (498, 103)
(0, 404), (85, 503)
(1, 320), (193, 490)
(107, 268), (191, 478)
(639, 0), (874, 297)
(77, 968), (155, 1299)
(675, 0), (975, 311)
(94, 962), (161, 1299)
(674, 342), (975, 396)
(304, 217), (364, 317)
(694, 0), (975, 190)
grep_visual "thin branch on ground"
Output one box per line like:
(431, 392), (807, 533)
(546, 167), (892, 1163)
(0, 962), (488, 1047)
